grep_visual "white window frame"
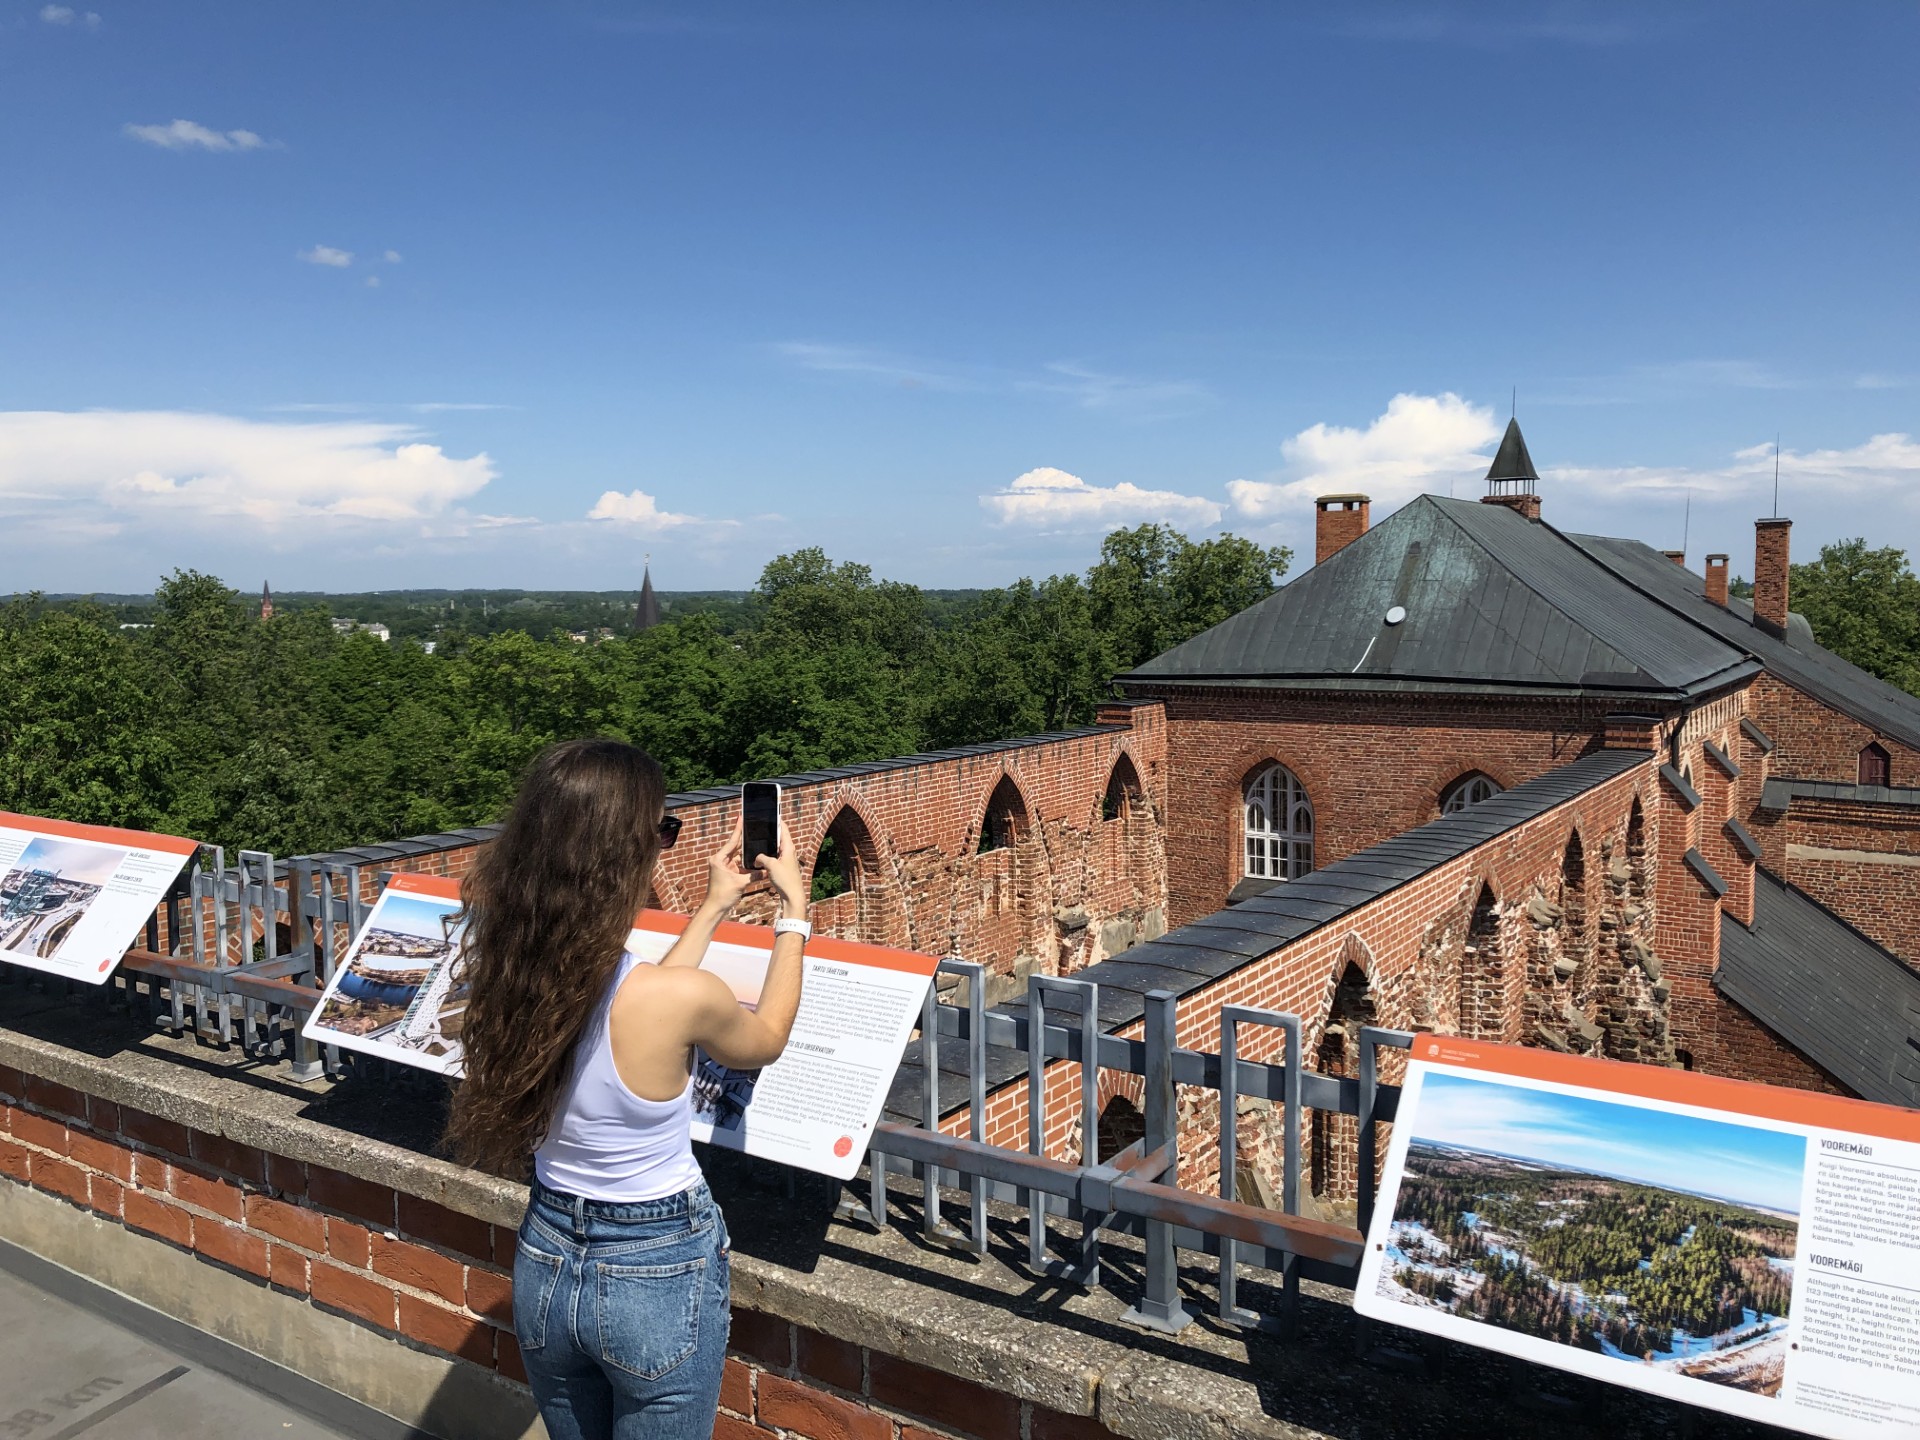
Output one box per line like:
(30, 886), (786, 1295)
(1440, 772), (1503, 815)
(1243, 763), (1314, 880)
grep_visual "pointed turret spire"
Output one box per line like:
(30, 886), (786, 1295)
(1485, 417), (1538, 487)
(260, 581), (274, 622)
(1480, 418), (1542, 520)
(633, 562), (660, 632)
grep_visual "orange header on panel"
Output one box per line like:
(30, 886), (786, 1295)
(388, 873), (463, 902)
(0, 811), (199, 857)
(632, 908), (940, 976)
(1415, 1034), (1920, 1144)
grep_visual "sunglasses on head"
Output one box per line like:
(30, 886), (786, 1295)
(657, 814), (683, 849)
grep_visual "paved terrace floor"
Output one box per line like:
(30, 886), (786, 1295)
(0, 1240), (404, 1440)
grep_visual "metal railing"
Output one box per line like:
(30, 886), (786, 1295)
(11, 848), (1413, 1333)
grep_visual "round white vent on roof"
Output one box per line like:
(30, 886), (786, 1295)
(1385, 605), (1407, 626)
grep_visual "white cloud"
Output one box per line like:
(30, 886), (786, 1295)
(364, 275), (381, 288)
(40, 5), (73, 21)
(124, 119), (273, 152)
(587, 489), (701, 528)
(298, 245), (353, 268)
(382, 249), (404, 264)
(1228, 392), (1500, 518)
(982, 466), (1223, 530)
(1550, 433), (1920, 504)
(0, 411), (495, 532)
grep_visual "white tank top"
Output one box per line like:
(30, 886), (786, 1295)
(533, 953), (703, 1202)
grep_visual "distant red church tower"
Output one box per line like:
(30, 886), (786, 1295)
(260, 581), (274, 622)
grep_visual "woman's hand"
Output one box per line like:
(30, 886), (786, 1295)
(699, 825), (755, 917)
(755, 818), (807, 916)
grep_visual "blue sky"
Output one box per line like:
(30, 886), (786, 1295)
(4, 1), (1917, 593)
(1413, 1072), (1807, 1215)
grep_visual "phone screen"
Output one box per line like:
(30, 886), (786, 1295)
(742, 782), (780, 870)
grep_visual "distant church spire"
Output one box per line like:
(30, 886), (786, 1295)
(633, 560), (660, 633)
(260, 581), (274, 622)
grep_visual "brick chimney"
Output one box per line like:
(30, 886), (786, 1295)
(1480, 418), (1542, 521)
(1753, 518), (1791, 634)
(1659, 550), (1685, 565)
(1704, 553), (1729, 607)
(1314, 494), (1370, 565)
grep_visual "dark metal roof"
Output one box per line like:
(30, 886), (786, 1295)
(1740, 717), (1776, 754)
(1704, 740), (1739, 778)
(1717, 869), (1920, 1108)
(1123, 497), (1755, 700)
(1724, 817), (1762, 862)
(1570, 533), (1920, 753)
(1760, 778), (1920, 812)
(1659, 764), (1701, 810)
(1683, 847), (1727, 898)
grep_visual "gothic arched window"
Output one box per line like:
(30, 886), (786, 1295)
(1440, 772), (1503, 815)
(1243, 763), (1314, 880)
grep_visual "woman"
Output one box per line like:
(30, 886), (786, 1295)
(445, 738), (808, 1440)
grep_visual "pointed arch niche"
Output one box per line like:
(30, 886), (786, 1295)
(806, 804), (907, 947)
(1310, 938), (1379, 1204)
(1459, 881), (1504, 1040)
(1101, 753), (1146, 824)
(1559, 829), (1590, 977)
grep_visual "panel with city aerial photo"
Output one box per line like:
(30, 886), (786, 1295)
(0, 836), (125, 963)
(304, 882), (471, 1075)
(1377, 1072), (1803, 1398)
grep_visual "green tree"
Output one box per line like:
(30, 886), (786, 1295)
(1088, 524), (1291, 672)
(1790, 539), (1920, 695)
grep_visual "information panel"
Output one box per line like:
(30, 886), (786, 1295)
(302, 877), (939, 1180)
(1356, 1036), (1920, 1440)
(303, 874), (471, 1073)
(624, 913), (939, 1181)
(0, 812), (197, 984)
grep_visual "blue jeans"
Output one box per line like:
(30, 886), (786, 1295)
(514, 1177), (732, 1440)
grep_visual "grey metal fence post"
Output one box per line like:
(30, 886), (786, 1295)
(1027, 975), (1100, 1284)
(1119, 989), (1192, 1332)
(286, 857), (322, 1082)
(1218, 1005), (1301, 1328)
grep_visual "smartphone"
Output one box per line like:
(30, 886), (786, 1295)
(742, 782), (781, 871)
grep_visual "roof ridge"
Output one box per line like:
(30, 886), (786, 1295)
(1749, 865), (1919, 979)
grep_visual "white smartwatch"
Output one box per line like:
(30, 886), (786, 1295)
(773, 916), (812, 945)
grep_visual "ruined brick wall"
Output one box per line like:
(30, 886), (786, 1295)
(0, 1071), (1121, 1440)
(956, 757), (1682, 1201)
(307, 706), (1171, 1007)
(1124, 684), (1622, 928)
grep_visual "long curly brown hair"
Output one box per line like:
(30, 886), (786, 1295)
(444, 737), (666, 1176)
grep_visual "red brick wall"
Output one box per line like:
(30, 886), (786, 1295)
(303, 709), (1170, 1000)
(1745, 675), (1920, 786)
(0, 1071), (1117, 1440)
(1741, 674), (1920, 967)
(1750, 800), (1920, 970)
(1126, 685), (1619, 928)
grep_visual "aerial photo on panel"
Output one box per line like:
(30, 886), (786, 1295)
(0, 837), (123, 961)
(311, 892), (470, 1063)
(1380, 1072), (1804, 1397)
